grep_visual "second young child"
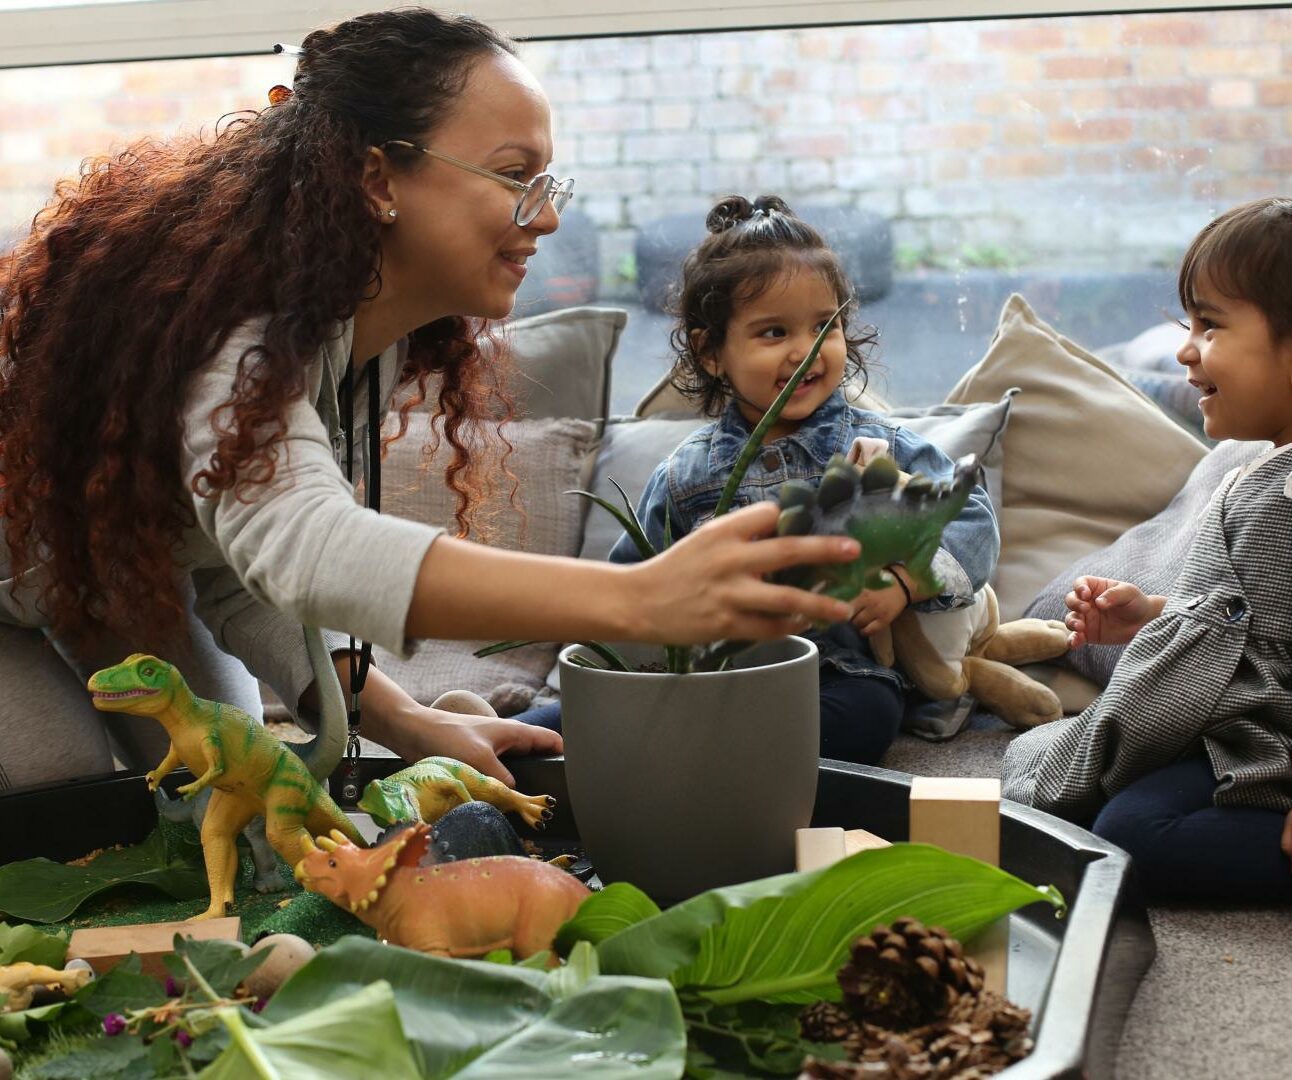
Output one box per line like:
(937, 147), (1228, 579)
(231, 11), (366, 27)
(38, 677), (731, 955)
(1003, 196), (1292, 902)
(607, 195), (999, 765)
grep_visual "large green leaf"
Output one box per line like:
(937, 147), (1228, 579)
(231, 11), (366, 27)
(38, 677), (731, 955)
(0, 922), (67, 967)
(555, 882), (661, 953)
(578, 844), (1064, 1005)
(0, 827), (207, 923)
(200, 980), (420, 1079)
(265, 936), (685, 1078)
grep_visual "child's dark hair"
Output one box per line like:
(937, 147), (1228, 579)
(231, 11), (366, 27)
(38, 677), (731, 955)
(668, 195), (878, 416)
(1179, 197), (1292, 341)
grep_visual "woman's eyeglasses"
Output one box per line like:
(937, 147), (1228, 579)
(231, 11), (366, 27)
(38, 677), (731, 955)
(381, 140), (574, 227)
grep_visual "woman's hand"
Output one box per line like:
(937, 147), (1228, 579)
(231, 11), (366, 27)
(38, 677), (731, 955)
(851, 582), (909, 637)
(379, 706), (562, 788)
(629, 502), (858, 643)
(1064, 576), (1164, 648)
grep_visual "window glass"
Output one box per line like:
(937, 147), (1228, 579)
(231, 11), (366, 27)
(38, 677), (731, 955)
(2, 10), (1287, 414)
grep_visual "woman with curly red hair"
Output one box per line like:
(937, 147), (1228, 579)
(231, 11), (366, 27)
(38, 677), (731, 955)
(0, 8), (858, 791)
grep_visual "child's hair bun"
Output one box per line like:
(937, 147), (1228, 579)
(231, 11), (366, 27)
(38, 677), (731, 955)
(705, 194), (795, 234)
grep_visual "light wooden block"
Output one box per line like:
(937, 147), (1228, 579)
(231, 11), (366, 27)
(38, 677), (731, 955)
(908, 777), (1005, 993)
(795, 827), (846, 871)
(843, 829), (891, 856)
(908, 777), (1000, 865)
(68, 917), (242, 978)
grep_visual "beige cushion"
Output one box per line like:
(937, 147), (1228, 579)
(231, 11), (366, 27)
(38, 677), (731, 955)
(502, 306), (627, 427)
(371, 414), (599, 715)
(947, 294), (1207, 622)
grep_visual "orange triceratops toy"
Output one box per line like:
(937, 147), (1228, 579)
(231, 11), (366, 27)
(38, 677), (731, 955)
(293, 822), (591, 960)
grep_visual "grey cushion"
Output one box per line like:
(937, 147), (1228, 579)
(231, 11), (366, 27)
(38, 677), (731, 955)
(375, 415), (600, 715)
(1023, 439), (1268, 686)
(503, 306), (627, 429)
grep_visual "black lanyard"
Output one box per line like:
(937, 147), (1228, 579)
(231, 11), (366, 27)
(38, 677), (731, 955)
(337, 356), (381, 764)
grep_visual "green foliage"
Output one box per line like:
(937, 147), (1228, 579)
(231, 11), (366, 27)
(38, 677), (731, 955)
(265, 936), (686, 1078)
(0, 923), (66, 968)
(564, 844), (1064, 1005)
(0, 827), (206, 923)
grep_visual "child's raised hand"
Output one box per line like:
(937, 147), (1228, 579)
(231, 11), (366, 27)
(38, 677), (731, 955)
(850, 581), (909, 637)
(1063, 576), (1159, 648)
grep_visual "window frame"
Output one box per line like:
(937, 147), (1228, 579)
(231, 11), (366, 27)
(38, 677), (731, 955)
(0, 0), (1281, 69)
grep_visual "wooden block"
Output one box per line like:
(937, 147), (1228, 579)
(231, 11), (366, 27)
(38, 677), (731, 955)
(68, 917), (242, 978)
(908, 777), (1000, 866)
(795, 827), (846, 871)
(908, 778), (1005, 993)
(843, 828), (891, 856)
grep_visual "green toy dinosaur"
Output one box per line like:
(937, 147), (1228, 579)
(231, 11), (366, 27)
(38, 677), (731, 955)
(357, 756), (556, 831)
(772, 452), (980, 602)
(88, 651), (364, 921)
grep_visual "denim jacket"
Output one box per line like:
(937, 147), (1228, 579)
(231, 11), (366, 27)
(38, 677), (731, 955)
(608, 390), (1000, 684)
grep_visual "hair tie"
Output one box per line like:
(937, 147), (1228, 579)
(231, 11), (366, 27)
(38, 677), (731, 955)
(268, 84), (293, 106)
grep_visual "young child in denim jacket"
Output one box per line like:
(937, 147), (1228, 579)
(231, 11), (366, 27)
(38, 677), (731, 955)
(607, 195), (1000, 765)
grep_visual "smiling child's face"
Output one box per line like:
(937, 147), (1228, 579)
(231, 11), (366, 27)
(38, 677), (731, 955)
(1177, 270), (1292, 446)
(706, 261), (848, 440)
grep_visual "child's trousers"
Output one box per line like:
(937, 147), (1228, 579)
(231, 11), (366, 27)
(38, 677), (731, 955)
(1092, 755), (1292, 903)
(515, 667), (904, 768)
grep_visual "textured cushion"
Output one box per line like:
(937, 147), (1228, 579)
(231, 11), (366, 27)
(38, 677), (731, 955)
(1099, 321), (1205, 437)
(947, 294), (1207, 622)
(887, 390), (1015, 513)
(502, 306), (627, 427)
(1024, 439), (1268, 687)
(373, 414), (599, 715)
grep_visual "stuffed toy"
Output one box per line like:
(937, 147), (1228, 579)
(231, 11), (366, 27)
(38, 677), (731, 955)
(847, 437), (1070, 730)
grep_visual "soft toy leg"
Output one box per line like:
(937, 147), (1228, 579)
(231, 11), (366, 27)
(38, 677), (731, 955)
(431, 690), (499, 717)
(977, 618), (1069, 666)
(961, 656), (1062, 730)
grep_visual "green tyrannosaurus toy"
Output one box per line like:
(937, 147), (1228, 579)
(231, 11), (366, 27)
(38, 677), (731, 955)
(88, 651), (364, 921)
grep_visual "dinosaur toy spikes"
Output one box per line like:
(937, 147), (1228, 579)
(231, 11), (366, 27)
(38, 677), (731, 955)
(771, 452), (982, 603)
(316, 835), (340, 852)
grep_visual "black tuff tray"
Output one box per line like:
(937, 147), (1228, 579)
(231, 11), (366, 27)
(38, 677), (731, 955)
(0, 756), (1153, 1079)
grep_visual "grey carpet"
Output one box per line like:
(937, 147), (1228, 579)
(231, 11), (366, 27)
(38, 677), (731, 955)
(885, 715), (1292, 1080)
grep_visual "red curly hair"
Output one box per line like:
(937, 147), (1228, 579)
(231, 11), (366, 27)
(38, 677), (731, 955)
(0, 9), (518, 650)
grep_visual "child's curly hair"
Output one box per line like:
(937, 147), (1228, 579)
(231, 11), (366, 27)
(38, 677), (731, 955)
(667, 194), (878, 416)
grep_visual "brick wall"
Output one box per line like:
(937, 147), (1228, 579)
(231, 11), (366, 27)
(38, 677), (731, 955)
(2, 9), (1289, 296)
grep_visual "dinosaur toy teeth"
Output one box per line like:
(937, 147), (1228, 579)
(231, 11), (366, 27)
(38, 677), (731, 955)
(90, 688), (155, 700)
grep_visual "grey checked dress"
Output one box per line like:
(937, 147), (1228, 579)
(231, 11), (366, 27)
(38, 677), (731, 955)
(1003, 444), (1292, 822)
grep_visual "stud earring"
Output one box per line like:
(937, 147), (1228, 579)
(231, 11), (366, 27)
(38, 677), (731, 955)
(386, 208), (397, 219)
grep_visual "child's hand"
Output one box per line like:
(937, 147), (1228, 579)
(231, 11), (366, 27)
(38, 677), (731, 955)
(851, 581), (909, 637)
(1064, 576), (1161, 648)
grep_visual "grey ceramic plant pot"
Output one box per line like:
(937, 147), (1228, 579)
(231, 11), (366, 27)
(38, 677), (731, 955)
(558, 635), (820, 903)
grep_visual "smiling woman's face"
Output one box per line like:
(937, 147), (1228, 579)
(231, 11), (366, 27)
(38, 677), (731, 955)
(380, 50), (559, 322)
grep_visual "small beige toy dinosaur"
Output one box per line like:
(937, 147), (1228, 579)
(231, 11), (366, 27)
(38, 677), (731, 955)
(0, 963), (92, 1013)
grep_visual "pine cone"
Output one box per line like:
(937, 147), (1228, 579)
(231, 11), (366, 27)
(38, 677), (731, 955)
(837, 918), (985, 1030)
(800, 1001), (862, 1044)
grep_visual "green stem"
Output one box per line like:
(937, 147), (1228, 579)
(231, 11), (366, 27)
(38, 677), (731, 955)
(181, 953), (222, 1004)
(712, 299), (850, 519)
(220, 1008), (281, 1080)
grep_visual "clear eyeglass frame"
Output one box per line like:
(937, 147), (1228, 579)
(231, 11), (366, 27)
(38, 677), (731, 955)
(380, 139), (574, 227)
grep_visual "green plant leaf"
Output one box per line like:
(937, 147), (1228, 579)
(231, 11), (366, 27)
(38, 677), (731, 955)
(0, 1001), (71, 1044)
(0, 922), (67, 967)
(713, 300), (849, 518)
(23, 1033), (150, 1078)
(573, 641), (632, 672)
(74, 954), (169, 1019)
(582, 844), (1063, 1006)
(200, 980), (419, 1079)
(0, 827), (207, 923)
(567, 488), (658, 561)
(168, 935), (268, 999)
(473, 640), (542, 658)
(264, 935), (685, 1078)
(554, 883), (661, 954)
